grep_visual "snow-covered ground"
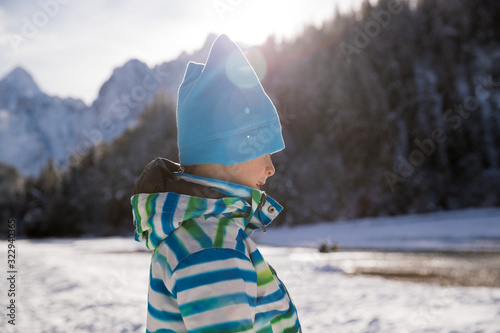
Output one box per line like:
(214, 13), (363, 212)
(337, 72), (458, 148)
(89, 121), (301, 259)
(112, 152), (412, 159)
(1, 208), (500, 332)
(255, 207), (500, 251)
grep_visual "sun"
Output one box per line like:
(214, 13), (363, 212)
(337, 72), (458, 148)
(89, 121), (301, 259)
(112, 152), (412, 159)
(210, 0), (358, 82)
(215, 0), (358, 47)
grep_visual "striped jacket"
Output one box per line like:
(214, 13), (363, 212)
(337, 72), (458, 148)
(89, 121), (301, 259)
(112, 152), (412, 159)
(131, 158), (301, 333)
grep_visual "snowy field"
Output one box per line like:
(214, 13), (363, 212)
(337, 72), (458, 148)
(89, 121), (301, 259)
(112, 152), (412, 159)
(254, 207), (500, 251)
(1, 208), (500, 332)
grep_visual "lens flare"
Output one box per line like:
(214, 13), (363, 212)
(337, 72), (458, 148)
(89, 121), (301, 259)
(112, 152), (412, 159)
(225, 48), (267, 88)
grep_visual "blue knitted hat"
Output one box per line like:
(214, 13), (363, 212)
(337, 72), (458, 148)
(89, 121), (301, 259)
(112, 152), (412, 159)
(176, 34), (285, 166)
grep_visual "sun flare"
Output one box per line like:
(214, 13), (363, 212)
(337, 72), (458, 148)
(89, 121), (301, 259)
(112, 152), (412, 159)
(216, 0), (358, 46)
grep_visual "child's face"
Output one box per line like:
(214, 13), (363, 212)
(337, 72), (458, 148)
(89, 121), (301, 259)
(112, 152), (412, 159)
(227, 154), (275, 189)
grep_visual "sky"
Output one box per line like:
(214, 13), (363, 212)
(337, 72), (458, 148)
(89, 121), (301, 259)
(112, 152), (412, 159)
(0, 0), (367, 104)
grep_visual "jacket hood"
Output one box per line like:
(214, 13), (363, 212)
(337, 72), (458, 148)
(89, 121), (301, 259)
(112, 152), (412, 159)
(130, 158), (282, 250)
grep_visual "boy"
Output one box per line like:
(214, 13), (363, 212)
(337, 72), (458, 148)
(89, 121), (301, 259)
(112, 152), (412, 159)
(131, 34), (301, 332)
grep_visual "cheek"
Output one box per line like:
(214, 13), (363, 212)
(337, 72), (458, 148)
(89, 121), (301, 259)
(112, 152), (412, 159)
(253, 166), (266, 180)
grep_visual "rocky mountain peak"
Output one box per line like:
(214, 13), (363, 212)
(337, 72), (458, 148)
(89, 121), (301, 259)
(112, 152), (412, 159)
(0, 66), (41, 97)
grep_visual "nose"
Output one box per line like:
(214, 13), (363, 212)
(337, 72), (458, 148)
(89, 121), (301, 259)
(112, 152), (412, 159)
(266, 156), (275, 177)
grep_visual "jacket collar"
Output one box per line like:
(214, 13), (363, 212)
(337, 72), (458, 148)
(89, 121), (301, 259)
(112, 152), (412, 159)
(173, 172), (283, 233)
(130, 159), (282, 250)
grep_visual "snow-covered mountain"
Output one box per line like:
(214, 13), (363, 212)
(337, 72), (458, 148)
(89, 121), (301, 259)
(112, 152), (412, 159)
(0, 67), (88, 176)
(0, 34), (216, 177)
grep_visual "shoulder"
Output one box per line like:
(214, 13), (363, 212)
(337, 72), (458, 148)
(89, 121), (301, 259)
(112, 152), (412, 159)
(170, 247), (257, 298)
(175, 247), (253, 272)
